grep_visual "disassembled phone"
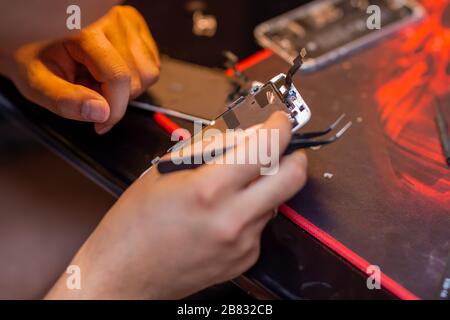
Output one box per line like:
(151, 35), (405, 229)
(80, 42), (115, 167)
(152, 52), (351, 174)
(254, 0), (424, 71)
(150, 52), (308, 167)
(206, 75), (310, 134)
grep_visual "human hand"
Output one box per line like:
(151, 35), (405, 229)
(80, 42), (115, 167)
(45, 112), (308, 299)
(0, 6), (159, 134)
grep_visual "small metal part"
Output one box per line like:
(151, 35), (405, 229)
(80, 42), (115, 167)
(151, 156), (161, 165)
(223, 51), (239, 68)
(284, 48), (307, 92)
(192, 11), (217, 37)
(186, 1), (217, 37)
(335, 121), (353, 138)
(323, 172), (334, 179)
(224, 51), (250, 102)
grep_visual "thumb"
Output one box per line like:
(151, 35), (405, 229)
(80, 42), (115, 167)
(17, 59), (110, 122)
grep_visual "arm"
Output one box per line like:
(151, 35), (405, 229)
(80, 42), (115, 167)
(45, 112), (308, 299)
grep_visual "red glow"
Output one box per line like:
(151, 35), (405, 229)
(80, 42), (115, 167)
(375, 0), (450, 204)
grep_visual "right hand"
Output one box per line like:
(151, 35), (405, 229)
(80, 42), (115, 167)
(46, 112), (308, 299)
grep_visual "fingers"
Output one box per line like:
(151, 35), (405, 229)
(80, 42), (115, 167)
(234, 150), (307, 222)
(121, 16), (160, 98)
(216, 151), (306, 239)
(195, 111), (293, 193)
(121, 6), (161, 68)
(101, 7), (150, 98)
(63, 6), (160, 134)
(64, 31), (131, 134)
(16, 56), (109, 122)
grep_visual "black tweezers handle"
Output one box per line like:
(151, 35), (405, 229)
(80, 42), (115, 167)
(156, 141), (319, 174)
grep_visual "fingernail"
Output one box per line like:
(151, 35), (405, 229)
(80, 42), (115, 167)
(96, 124), (113, 135)
(81, 100), (107, 122)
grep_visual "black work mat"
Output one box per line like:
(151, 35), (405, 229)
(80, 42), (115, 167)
(241, 2), (450, 299)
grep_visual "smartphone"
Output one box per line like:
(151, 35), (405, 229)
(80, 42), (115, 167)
(153, 73), (311, 173)
(254, 0), (425, 71)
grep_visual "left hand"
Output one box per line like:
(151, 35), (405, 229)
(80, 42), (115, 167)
(0, 5), (160, 134)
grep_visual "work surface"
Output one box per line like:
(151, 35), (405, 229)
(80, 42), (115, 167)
(1, 1), (450, 300)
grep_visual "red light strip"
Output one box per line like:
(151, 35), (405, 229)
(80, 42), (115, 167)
(225, 49), (273, 77)
(153, 112), (190, 140)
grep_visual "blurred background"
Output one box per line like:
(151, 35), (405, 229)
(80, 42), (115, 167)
(128, 0), (309, 67)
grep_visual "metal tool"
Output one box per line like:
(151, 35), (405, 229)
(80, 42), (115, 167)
(130, 100), (212, 126)
(284, 48), (307, 92)
(156, 114), (352, 174)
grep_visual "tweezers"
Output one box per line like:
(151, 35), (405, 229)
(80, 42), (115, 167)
(156, 114), (352, 174)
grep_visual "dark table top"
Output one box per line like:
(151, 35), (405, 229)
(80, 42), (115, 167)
(0, 55), (390, 300)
